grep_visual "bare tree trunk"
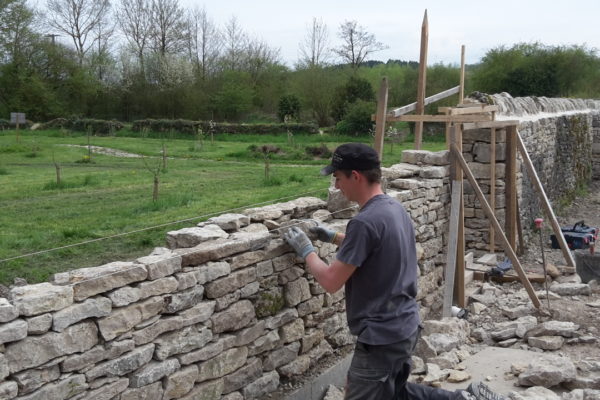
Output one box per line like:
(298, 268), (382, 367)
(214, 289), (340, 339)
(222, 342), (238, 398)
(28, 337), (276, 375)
(55, 163), (61, 185)
(153, 174), (159, 201)
(162, 143), (167, 170)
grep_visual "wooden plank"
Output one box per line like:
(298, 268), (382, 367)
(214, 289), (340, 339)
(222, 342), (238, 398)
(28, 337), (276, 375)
(415, 10), (429, 150)
(516, 132), (576, 269)
(516, 200), (524, 255)
(437, 105), (499, 115)
(489, 127), (496, 253)
(443, 181), (462, 317)
(450, 143), (541, 308)
(459, 45), (465, 103)
(505, 125), (517, 251)
(491, 273), (546, 284)
(463, 120), (520, 130)
(389, 114), (493, 123)
(388, 86), (460, 117)
(373, 77), (388, 160)
(455, 124), (465, 308)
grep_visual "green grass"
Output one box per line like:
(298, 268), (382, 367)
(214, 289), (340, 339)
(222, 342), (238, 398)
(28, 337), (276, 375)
(0, 128), (446, 284)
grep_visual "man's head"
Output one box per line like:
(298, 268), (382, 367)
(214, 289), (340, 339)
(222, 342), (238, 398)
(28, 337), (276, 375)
(321, 143), (381, 184)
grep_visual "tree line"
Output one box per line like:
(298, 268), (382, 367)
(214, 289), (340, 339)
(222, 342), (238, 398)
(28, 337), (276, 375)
(1, 0), (599, 132)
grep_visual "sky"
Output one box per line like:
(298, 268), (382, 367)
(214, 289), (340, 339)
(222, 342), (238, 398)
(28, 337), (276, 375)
(179, 0), (600, 67)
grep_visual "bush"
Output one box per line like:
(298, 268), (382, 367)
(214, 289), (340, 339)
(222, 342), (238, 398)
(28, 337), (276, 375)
(132, 119), (319, 135)
(277, 94), (301, 122)
(334, 100), (375, 136)
(39, 118), (124, 135)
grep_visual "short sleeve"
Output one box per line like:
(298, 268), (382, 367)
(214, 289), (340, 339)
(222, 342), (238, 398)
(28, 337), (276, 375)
(335, 219), (374, 268)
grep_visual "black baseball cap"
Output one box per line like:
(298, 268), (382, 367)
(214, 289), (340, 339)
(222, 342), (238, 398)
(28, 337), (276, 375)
(320, 143), (380, 175)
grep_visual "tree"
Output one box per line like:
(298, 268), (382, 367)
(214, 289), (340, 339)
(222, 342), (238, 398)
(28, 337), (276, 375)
(116, 0), (152, 73)
(0, 0), (37, 64)
(148, 0), (187, 56)
(45, 0), (112, 64)
(333, 20), (387, 69)
(186, 6), (221, 80)
(298, 17), (329, 68)
(277, 94), (300, 122)
(221, 16), (247, 71)
(331, 75), (374, 122)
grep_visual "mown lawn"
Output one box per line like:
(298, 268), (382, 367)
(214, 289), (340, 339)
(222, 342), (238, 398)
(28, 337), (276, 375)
(0, 128), (446, 284)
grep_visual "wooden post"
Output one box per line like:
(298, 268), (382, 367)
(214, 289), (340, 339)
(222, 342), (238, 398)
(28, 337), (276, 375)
(489, 127), (496, 253)
(516, 132), (576, 269)
(459, 45), (465, 104)
(415, 10), (428, 150)
(374, 77), (389, 160)
(443, 181), (462, 317)
(451, 144), (541, 308)
(449, 124), (465, 308)
(505, 125), (518, 251)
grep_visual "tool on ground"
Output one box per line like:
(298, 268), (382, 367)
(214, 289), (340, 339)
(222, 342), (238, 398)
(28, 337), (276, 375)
(535, 218), (551, 309)
(489, 257), (512, 278)
(550, 220), (598, 254)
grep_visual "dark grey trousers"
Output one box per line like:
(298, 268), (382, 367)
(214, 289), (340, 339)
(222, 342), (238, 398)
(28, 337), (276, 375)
(344, 329), (465, 400)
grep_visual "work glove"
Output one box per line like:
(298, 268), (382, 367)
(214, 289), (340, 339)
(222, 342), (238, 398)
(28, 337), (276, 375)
(306, 219), (338, 243)
(284, 227), (315, 259)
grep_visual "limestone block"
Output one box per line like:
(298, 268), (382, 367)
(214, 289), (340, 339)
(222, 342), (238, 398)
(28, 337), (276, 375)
(0, 381), (17, 399)
(328, 328), (355, 347)
(382, 163), (421, 179)
(234, 321), (266, 347)
(163, 365), (199, 399)
(277, 266), (304, 285)
(390, 178), (420, 190)
(528, 336), (564, 350)
(284, 277), (311, 307)
(322, 314), (343, 337)
(154, 326), (213, 361)
(13, 364), (60, 395)
(178, 232), (270, 267)
(10, 283), (74, 316)
(205, 268), (257, 299)
(421, 318), (470, 343)
(278, 354), (310, 378)
(420, 166), (449, 179)
(129, 359), (180, 388)
(0, 353), (8, 380)
(0, 298), (18, 322)
(240, 281), (260, 298)
(242, 371), (279, 399)
(137, 252), (182, 280)
(27, 313), (52, 334)
(97, 296), (164, 341)
(164, 285), (204, 313)
(85, 344), (154, 380)
(526, 320), (579, 338)
(473, 142), (506, 163)
(120, 381), (163, 400)
(52, 296), (112, 332)
(280, 318), (305, 343)
(175, 271), (198, 291)
(167, 225), (229, 249)
(211, 300), (255, 334)
(5, 321), (97, 373)
(195, 261), (231, 284)
(518, 355), (576, 387)
(297, 296), (323, 317)
(197, 346), (248, 382)
(263, 342), (300, 371)
(66, 261), (148, 301)
(132, 316), (184, 345)
(216, 291), (242, 312)
(301, 328), (325, 354)
(177, 301), (216, 326)
(0, 318), (27, 344)
(223, 358), (262, 394)
(326, 187), (356, 219)
(179, 378), (223, 400)
(80, 378), (129, 400)
(468, 162), (505, 179)
(61, 340), (134, 372)
(265, 308), (299, 330)
(401, 150), (430, 165)
(423, 150), (450, 165)
(15, 374), (87, 400)
(550, 282), (591, 296)
(107, 286), (140, 307)
(207, 213), (250, 231)
(248, 330), (281, 357)
(272, 253), (296, 272)
(243, 205), (284, 222)
(177, 340), (223, 365)
(138, 276), (178, 299)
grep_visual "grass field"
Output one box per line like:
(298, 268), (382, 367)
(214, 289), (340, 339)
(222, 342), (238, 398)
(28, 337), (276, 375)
(0, 128), (446, 285)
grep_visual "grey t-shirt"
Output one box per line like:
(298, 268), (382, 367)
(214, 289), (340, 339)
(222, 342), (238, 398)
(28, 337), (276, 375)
(336, 194), (420, 345)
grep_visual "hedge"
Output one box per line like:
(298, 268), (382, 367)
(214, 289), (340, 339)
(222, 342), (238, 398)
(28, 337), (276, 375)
(39, 118), (124, 135)
(131, 119), (319, 135)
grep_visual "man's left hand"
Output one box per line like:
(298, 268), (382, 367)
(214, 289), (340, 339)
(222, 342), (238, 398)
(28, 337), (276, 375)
(284, 227), (315, 259)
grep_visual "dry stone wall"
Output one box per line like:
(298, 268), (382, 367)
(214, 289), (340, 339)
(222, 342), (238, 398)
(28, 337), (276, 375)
(0, 155), (451, 400)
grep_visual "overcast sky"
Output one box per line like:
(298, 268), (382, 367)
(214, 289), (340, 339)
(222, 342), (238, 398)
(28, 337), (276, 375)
(180, 0), (599, 67)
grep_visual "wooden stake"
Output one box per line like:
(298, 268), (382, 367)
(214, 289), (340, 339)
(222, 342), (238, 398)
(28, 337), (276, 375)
(374, 77), (389, 160)
(505, 125), (518, 251)
(516, 132), (576, 269)
(443, 181), (462, 317)
(415, 10), (428, 150)
(454, 124), (465, 308)
(450, 144), (541, 308)
(459, 45), (465, 104)
(489, 127), (496, 253)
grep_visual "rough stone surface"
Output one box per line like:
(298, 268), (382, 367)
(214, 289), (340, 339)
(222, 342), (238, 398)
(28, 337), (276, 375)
(137, 252), (182, 280)
(0, 381), (17, 399)
(85, 344), (155, 380)
(80, 378), (129, 400)
(180, 378), (224, 400)
(138, 277), (179, 299)
(97, 296), (164, 341)
(211, 300), (256, 334)
(26, 313), (53, 334)
(167, 225), (229, 248)
(197, 346), (248, 382)
(242, 371), (280, 399)
(66, 262), (148, 301)
(107, 286), (140, 307)
(129, 358), (180, 388)
(52, 296), (112, 332)
(518, 355), (577, 387)
(5, 321), (98, 373)
(223, 358), (262, 394)
(163, 365), (198, 399)
(0, 298), (18, 323)
(164, 285), (204, 313)
(120, 381), (163, 400)
(154, 326), (212, 361)
(0, 318), (28, 344)
(13, 364), (60, 395)
(10, 283), (74, 316)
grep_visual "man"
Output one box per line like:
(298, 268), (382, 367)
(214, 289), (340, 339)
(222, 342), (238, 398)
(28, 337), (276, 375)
(284, 143), (505, 400)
